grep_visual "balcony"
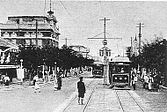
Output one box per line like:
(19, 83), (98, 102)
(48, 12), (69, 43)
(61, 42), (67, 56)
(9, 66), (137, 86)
(0, 23), (59, 33)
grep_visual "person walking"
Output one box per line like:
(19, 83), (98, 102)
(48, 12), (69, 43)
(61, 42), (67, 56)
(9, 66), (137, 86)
(33, 74), (41, 93)
(57, 72), (62, 90)
(148, 76), (154, 92)
(77, 77), (86, 105)
(132, 74), (138, 90)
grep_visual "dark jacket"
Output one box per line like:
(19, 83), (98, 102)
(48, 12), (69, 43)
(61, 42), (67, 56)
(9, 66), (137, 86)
(77, 81), (86, 93)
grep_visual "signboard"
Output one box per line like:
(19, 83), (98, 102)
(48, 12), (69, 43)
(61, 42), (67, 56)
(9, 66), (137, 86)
(103, 40), (107, 45)
(17, 68), (24, 80)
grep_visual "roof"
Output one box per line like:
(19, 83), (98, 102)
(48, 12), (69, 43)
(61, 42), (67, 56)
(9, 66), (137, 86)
(0, 65), (17, 69)
(93, 61), (104, 65)
(8, 16), (47, 19)
(0, 37), (18, 50)
(111, 56), (131, 63)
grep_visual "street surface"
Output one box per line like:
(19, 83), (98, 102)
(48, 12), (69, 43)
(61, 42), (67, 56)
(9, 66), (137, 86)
(0, 72), (167, 112)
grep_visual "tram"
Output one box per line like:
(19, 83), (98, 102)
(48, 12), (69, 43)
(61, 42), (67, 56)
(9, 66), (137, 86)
(92, 61), (104, 78)
(109, 56), (131, 89)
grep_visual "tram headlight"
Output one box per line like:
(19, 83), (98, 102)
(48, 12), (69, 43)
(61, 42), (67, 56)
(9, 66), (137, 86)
(115, 77), (117, 79)
(119, 77), (122, 80)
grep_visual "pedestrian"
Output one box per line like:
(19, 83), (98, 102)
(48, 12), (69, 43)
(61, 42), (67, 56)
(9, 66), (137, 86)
(4, 74), (10, 86)
(33, 74), (41, 93)
(132, 74), (138, 90)
(77, 77), (86, 105)
(148, 76), (154, 92)
(57, 72), (62, 90)
(53, 75), (58, 91)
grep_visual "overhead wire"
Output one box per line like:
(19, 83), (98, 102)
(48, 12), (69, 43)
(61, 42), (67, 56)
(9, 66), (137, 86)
(44, 0), (47, 16)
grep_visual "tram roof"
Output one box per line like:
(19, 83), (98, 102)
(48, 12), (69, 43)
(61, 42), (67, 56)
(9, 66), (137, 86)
(110, 56), (131, 63)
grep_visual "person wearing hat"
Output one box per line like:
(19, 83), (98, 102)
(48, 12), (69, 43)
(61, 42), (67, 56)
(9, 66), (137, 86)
(77, 77), (86, 105)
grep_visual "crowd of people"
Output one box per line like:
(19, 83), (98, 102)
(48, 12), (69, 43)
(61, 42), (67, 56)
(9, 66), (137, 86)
(130, 68), (162, 92)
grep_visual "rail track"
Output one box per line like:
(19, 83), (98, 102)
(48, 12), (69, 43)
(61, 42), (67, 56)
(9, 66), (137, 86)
(115, 90), (145, 112)
(62, 78), (98, 112)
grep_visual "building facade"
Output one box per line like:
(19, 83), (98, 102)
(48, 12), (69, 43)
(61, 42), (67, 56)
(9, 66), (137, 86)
(0, 13), (60, 48)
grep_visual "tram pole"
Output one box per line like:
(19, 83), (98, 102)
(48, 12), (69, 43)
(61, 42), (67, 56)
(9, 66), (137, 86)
(100, 17), (110, 85)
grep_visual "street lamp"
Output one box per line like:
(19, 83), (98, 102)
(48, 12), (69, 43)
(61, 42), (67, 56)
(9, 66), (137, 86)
(20, 59), (23, 69)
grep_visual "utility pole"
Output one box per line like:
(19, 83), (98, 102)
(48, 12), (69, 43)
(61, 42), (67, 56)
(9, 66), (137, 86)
(131, 37), (133, 56)
(99, 17), (110, 85)
(62, 38), (71, 46)
(88, 17), (121, 85)
(136, 23), (144, 54)
(35, 20), (38, 47)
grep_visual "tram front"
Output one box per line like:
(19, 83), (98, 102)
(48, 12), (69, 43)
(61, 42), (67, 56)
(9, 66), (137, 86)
(109, 56), (131, 89)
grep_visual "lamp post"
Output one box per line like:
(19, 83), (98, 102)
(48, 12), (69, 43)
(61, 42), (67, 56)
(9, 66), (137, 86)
(42, 59), (46, 80)
(20, 59), (23, 69)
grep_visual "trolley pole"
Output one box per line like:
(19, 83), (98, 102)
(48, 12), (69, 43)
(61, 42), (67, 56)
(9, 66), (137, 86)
(100, 17), (110, 85)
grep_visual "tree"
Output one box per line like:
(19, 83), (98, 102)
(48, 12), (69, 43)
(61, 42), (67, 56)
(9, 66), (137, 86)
(17, 45), (94, 78)
(126, 38), (167, 86)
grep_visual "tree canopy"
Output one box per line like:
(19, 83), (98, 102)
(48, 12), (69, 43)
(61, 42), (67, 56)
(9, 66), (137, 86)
(17, 45), (94, 71)
(126, 39), (167, 85)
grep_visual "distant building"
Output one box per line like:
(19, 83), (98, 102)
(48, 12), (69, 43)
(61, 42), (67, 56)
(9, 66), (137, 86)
(131, 35), (139, 56)
(69, 45), (90, 58)
(0, 11), (60, 48)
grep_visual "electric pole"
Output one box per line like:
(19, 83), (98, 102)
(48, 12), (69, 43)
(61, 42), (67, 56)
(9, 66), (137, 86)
(136, 23), (144, 54)
(99, 17), (110, 85)
(88, 17), (122, 85)
(35, 20), (38, 47)
(62, 38), (71, 46)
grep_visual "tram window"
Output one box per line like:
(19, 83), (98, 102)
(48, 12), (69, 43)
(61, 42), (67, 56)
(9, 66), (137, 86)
(112, 66), (129, 73)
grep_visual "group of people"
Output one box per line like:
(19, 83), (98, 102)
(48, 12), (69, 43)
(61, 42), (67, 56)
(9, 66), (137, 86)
(141, 68), (161, 92)
(33, 70), (86, 105)
(130, 67), (161, 92)
(33, 70), (62, 93)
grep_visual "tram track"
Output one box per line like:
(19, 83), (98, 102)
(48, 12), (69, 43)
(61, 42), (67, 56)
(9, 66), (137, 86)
(115, 90), (145, 112)
(62, 78), (97, 112)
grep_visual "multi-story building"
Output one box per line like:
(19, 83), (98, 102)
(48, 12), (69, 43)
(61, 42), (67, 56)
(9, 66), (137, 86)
(0, 11), (60, 48)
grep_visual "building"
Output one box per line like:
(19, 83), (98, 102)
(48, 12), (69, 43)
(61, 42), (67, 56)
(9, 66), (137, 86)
(131, 35), (139, 56)
(0, 10), (60, 48)
(69, 45), (90, 58)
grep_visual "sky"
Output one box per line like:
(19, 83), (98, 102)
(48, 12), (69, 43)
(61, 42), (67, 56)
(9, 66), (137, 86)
(0, 0), (167, 57)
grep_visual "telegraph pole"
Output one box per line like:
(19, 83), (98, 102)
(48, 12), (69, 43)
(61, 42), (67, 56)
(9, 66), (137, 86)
(136, 23), (144, 54)
(99, 17), (110, 85)
(88, 17), (121, 85)
(35, 20), (38, 47)
(62, 38), (71, 46)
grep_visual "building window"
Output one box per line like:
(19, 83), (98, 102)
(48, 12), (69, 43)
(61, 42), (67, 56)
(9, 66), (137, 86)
(25, 39), (31, 45)
(38, 39), (42, 46)
(31, 39), (36, 45)
(3, 32), (9, 37)
(25, 32), (30, 37)
(11, 32), (17, 37)
(16, 39), (25, 45)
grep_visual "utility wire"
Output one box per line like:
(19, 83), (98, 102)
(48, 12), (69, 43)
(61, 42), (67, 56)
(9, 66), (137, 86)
(44, 0), (47, 16)
(88, 32), (104, 39)
(59, 1), (73, 18)
(58, 0), (78, 24)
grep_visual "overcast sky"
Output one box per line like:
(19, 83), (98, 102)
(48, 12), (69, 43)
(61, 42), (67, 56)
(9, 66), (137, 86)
(0, 0), (167, 57)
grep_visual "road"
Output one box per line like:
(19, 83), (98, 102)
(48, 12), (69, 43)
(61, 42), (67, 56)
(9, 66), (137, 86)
(1, 71), (167, 112)
(0, 77), (80, 112)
